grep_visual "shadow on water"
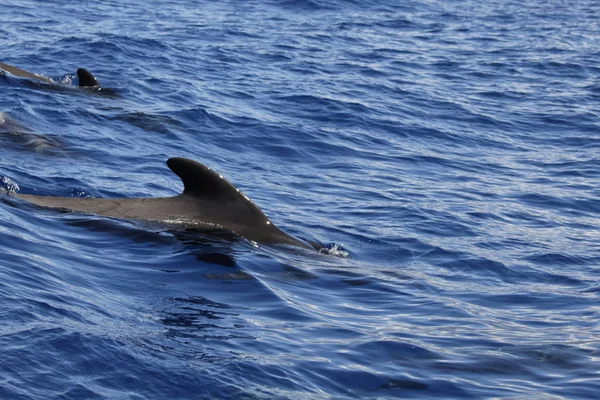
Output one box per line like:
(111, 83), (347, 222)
(160, 296), (254, 343)
(0, 187), (441, 398)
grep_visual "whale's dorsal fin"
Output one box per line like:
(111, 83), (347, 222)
(77, 68), (100, 87)
(167, 158), (253, 204)
(13, 157), (313, 248)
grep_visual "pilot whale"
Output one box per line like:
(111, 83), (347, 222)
(0, 62), (101, 88)
(0, 112), (64, 155)
(13, 158), (316, 250)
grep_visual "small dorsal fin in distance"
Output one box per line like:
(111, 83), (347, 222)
(77, 68), (100, 87)
(166, 158), (247, 203)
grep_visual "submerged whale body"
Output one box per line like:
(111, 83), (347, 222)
(0, 112), (64, 155)
(0, 62), (103, 89)
(14, 158), (316, 250)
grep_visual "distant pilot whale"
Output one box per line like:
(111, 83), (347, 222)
(0, 112), (64, 155)
(0, 62), (108, 92)
(12, 158), (317, 250)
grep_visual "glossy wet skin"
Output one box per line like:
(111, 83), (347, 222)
(77, 68), (100, 87)
(14, 158), (314, 249)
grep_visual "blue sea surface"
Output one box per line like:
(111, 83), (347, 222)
(1, 0), (599, 398)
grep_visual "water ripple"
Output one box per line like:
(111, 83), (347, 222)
(0, 0), (599, 398)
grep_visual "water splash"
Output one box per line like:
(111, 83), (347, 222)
(320, 243), (349, 257)
(0, 176), (19, 194)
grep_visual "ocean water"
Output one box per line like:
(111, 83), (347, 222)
(1, 0), (599, 398)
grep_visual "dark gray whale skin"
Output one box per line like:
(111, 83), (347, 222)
(0, 62), (105, 90)
(14, 158), (315, 250)
(76, 68), (100, 87)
